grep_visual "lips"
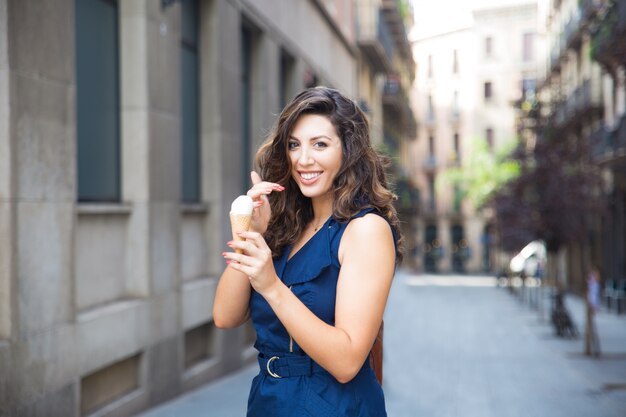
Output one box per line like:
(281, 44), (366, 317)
(298, 171), (322, 185)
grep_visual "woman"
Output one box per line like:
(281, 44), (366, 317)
(213, 87), (402, 416)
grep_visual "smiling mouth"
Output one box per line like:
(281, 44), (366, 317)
(299, 171), (322, 181)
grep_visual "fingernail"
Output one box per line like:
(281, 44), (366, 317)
(222, 252), (227, 257)
(226, 260), (231, 265)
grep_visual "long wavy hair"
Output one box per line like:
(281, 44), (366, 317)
(256, 87), (404, 263)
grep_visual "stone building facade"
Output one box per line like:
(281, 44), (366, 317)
(537, 0), (626, 293)
(0, 0), (415, 416)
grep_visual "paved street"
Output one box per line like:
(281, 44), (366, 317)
(137, 271), (626, 417)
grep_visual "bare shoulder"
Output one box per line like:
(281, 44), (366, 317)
(339, 213), (395, 262)
(345, 213), (392, 239)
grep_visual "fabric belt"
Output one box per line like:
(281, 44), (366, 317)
(258, 354), (325, 378)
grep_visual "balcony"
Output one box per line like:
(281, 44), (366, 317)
(579, 0), (602, 23)
(589, 115), (626, 164)
(380, 0), (415, 74)
(552, 79), (601, 129)
(382, 76), (417, 137)
(564, 12), (582, 50)
(591, 0), (626, 67)
(356, 1), (394, 73)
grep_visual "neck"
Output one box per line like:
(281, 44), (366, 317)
(311, 194), (333, 224)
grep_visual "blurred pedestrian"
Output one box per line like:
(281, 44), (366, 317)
(585, 266), (601, 356)
(213, 87), (402, 416)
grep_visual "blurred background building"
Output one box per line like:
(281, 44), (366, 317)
(409, 0), (543, 273)
(533, 0), (625, 294)
(0, 0), (415, 416)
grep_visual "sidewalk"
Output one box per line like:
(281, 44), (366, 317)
(136, 364), (257, 417)
(136, 272), (626, 417)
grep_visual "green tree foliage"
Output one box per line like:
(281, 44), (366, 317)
(438, 137), (521, 209)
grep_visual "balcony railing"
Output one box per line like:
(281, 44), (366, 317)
(564, 11), (582, 49)
(579, 0), (602, 22)
(356, 1), (394, 73)
(589, 126), (610, 162)
(589, 115), (626, 163)
(591, 0), (626, 65)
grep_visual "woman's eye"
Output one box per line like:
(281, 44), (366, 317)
(314, 141), (328, 148)
(288, 141), (299, 150)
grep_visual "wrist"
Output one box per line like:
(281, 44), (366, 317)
(262, 275), (284, 305)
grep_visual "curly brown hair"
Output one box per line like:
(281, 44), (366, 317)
(255, 87), (404, 263)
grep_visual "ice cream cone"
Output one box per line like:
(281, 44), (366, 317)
(230, 213), (252, 254)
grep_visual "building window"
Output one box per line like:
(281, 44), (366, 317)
(485, 36), (493, 57)
(484, 81), (493, 102)
(76, 0), (120, 202)
(280, 49), (295, 109)
(521, 78), (536, 101)
(427, 94), (435, 121)
(428, 54), (433, 78)
(181, 0), (200, 202)
(428, 134), (435, 157)
(452, 49), (459, 74)
(523, 32), (534, 62)
(427, 174), (436, 212)
(241, 25), (254, 193)
(453, 132), (460, 162)
(486, 127), (494, 150)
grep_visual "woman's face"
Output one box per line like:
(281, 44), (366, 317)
(288, 114), (343, 201)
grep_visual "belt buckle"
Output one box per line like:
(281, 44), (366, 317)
(266, 356), (282, 378)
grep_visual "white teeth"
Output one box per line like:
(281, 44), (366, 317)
(301, 172), (321, 180)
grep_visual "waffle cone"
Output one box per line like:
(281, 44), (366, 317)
(230, 213), (252, 254)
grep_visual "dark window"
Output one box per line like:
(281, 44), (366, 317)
(428, 174), (436, 212)
(76, 0), (120, 202)
(523, 32), (534, 62)
(521, 78), (536, 100)
(280, 49), (295, 109)
(428, 134), (435, 157)
(486, 128), (494, 150)
(453, 132), (460, 161)
(485, 36), (493, 57)
(181, 0), (200, 202)
(484, 81), (493, 101)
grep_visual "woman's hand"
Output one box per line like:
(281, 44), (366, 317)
(246, 171), (284, 234)
(224, 231), (280, 297)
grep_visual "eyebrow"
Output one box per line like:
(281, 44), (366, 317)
(288, 135), (333, 141)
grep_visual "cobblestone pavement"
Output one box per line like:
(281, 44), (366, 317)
(137, 271), (626, 417)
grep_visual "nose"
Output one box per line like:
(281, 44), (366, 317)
(298, 146), (313, 165)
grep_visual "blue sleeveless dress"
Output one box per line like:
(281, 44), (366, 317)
(247, 208), (392, 417)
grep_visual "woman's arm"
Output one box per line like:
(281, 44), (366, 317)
(213, 266), (252, 328)
(227, 213), (395, 382)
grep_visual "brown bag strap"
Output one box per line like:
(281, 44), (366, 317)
(368, 321), (384, 384)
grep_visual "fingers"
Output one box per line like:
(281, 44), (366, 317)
(236, 231), (269, 249)
(250, 171), (262, 185)
(246, 182), (284, 200)
(227, 237), (261, 256)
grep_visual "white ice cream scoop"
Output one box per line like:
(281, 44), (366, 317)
(230, 195), (254, 215)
